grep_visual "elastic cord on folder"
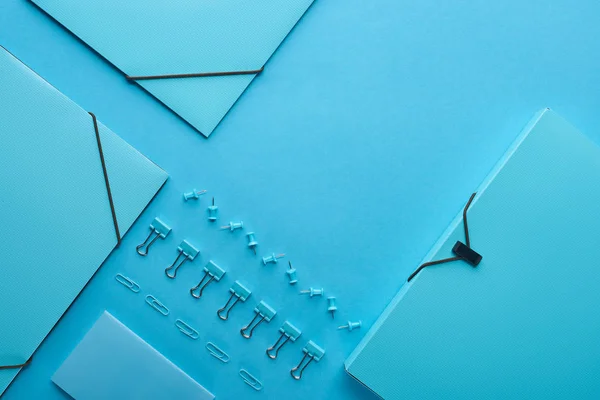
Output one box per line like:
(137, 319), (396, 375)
(89, 112), (121, 245)
(125, 67), (264, 81)
(0, 357), (31, 370)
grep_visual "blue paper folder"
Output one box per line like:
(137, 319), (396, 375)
(30, 0), (316, 137)
(345, 109), (600, 399)
(0, 46), (167, 395)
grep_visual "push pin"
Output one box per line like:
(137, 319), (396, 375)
(338, 320), (362, 331)
(165, 240), (199, 279)
(286, 262), (298, 285)
(190, 260), (226, 299)
(262, 253), (285, 265)
(136, 217), (171, 256)
(290, 341), (325, 380)
(183, 189), (207, 201)
(266, 321), (302, 359)
(246, 232), (258, 254)
(207, 198), (218, 222)
(217, 281), (252, 321)
(221, 221), (244, 232)
(327, 297), (337, 319)
(299, 287), (324, 298)
(240, 300), (276, 339)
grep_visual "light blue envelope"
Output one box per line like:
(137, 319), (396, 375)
(30, 0), (316, 137)
(0, 46), (168, 395)
(345, 109), (600, 399)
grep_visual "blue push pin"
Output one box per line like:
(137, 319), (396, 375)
(221, 221), (244, 232)
(183, 189), (207, 201)
(286, 262), (298, 285)
(299, 287), (324, 298)
(246, 232), (258, 254)
(327, 297), (337, 319)
(338, 320), (362, 331)
(262, 253), (285, 265)
(207, 197), (218, 222)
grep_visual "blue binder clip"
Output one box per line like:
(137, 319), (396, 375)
(290, 341), (325, 380)
(266, 321), (302, 359)
(164, 240), (199, 279)
(217, 281), (252, 321)
(136, 217), (171, 256)
(190, 260), (226, 298)
(240, 300), (276, 339)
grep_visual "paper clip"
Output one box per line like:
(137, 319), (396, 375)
(266, 321), (302, 359)
(136, 217), (171, 256)
(239, 369), (263, 391)
(165, 240), (200, 279)
(115, 273), (140, 293)
(206, 342), (230, 363)
(190, 260), (226, 299)
(240, 300), (276, 339)
(290, 341), (325, 380)
(145, 295), (169, 316)
(217, 281), (252, 321)
(175, 319), (199, 340)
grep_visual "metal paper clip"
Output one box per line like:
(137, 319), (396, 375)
(266, 321), (302, 359)
(239, 369), (263, 391)
(206, 342), (230, 363)
(290, 341), (325, 380)
(165, 240), (200, 279)
(217, 281), (252, 321)
(175, 319), (199, 340)
(145, 295), (169, 316)
(240, 300), (276, 339)
(136, 217), (171, 256)
(115, 273), (140, 293)
(190, 260), (226, 299)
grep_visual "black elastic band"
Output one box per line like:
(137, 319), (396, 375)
(0, 357), (31, 371)
(89, 112), (121, 245)
(125, 67), (264, 81)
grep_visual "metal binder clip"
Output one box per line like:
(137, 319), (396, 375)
(266, 321), (302, 359)
(240, 300), (276, 339)
(136, 217), (171, 256)
(190, 260), (226, 299)
(217, 281), (252, 321)
(165, 240), (199, 279)
(290, 341), (325, 380)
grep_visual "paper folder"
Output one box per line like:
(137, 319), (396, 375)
(30, 0), (317, 137)
(0, 46), (168, 395)
(345, 109), (600, 399)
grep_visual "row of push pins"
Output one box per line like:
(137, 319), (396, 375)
(299, 287), (339, 319)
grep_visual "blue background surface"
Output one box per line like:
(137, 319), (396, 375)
(1, 0), (600, 399)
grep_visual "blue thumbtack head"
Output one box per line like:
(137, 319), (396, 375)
(327, 297), (337, 319)
(246, 232), (258, 254)
(286, 261), (298, 285)
(136, 217), (171, 256)
(266, 321), (302, 359)
(240, 300), (277, 339)
(221, 221), (244, 232)
(190, 260), (226, 299)
(299, 287), (324, 298)
(165, 240), (199, 279)
(338, 320), (362, 332)
(290, 341), (325, 380)
(217, 281), (252, 321)
(183, 189), (207, 201)
(262, 253), (285, 265)
(207, 197), (218, 222)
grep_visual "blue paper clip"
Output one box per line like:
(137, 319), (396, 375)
(136, 217), (171, 256)
(290, 341), (325, 380)
(217, 281), (252, 321)
(165, 240), (199, 279)
(239, 369), (263, 391)
(266, 321), (302, 359)
(190, 260), (226, 299)
(206, 342), (230, 363)
(145, 295), (169, 316)
(240, 300), (276, 339)
(115, 273), (140, 293)
(175, 319), (199, 340)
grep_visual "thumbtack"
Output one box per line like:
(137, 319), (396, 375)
(286, 262), (298, 285)
(240, 300), (277, 339)
(327, 297), (337, 319)
(262, 253), (285, 265)
(207, 197), (218, 222)
(246, 232), (258, 254)
(221, 221), (244, 231)
(190, 260), (226, 299)
(135, 217), (171, 256)
(290, 341), (325, 380)
(299, 287), (324, 298)
(338, 321), (362, 331)
(183, 189), (207, 201)
(165, 240), (199, 279)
